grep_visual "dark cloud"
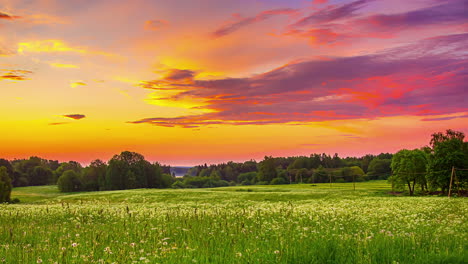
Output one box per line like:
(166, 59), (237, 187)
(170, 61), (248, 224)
(0, 12), (21, 20)
(62, 114), (86, 120)
(212, 8), (298, 38)
(164, 69), (196, 81)
(131, 33), (468, 127)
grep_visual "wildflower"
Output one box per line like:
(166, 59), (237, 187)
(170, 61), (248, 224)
(37, 259), (42, 263)
(130, 243), (136, 247)
(71, 243), (78, 247)
(61, 247), (66, 251)
(236, 252), (242, 257)
(274, 250), (280, 254)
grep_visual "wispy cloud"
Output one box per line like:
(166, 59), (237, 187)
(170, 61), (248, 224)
(144, 19), (168, 31)
(48, 62), (79, 69)
(212, 8), (298, 38)
(17, 40), (116, 57)
(70, 81), (86, 88)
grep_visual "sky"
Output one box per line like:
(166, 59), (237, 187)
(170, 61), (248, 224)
(0, 0), (467, 166)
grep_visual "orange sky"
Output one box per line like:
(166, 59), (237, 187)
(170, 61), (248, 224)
(1, 0), (467, 165)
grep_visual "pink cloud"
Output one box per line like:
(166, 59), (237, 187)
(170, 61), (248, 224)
(131, 33), (468, 128)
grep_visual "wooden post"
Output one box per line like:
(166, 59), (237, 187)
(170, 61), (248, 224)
(448, 166), (455, 198)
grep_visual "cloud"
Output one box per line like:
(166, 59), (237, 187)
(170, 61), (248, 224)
(49, 62), (79, 69)
(17, 40), (116, 57)
(312, 0), (328, 4)
(70, 81), (86, 88)
(130, 33), (467, 128)
(285, 0), (468, 46)
(212, 8), (298, 38)
(48, 122), (69, 126)
(354, 0), (468, 33)
(0, 69), (32, 81)
(421, 114), (468, 122)
(0, 12), (21, 20)
(62, 114), (86, 120)
(291, 0), (374, 27)
(144, 20), (168, 31)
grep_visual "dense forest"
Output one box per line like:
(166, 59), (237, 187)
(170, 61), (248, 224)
(0, 129), (466, 202)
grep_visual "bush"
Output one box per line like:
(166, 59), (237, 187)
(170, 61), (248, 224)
(9, 198), (20, 204)
(57, 170), (82, 192)
(161, 173), (175, 188)
(256, 181), (269, 185)
(270, 177), (288, 185)
(171, 181), (187, 189)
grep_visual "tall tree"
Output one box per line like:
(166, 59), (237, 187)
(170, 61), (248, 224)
(0, 167), (12, 203)
(427, 130), (467, 194)
(391, 149), (427, 196)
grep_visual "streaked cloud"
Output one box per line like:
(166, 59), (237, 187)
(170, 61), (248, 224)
(48, 62), (79, 69)
(212, 8), (298, 38)
(17, 40), (116, 57)
(70, 81), (86, 88)
(0, 69), (32, 81)
(62, 114), (86, 120)
(0, 12), (21, 20)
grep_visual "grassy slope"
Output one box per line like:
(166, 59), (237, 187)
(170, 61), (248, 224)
(11, 180), (392, 204)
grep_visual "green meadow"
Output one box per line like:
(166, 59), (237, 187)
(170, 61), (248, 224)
(1, 181), (467, 263)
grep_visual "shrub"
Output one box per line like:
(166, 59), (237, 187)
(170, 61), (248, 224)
(57, 170), (82, 192)
(270, 177), (288, 185)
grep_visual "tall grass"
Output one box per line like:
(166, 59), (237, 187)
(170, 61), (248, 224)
(1, 182), (466, 263)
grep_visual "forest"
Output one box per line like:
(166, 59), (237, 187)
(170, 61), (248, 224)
(0, 129), (467, 202)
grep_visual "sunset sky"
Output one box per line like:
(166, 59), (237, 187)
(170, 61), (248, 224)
(1, 0), (467, 165)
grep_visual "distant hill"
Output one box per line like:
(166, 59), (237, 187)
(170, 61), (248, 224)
(170, 166), (192, 177)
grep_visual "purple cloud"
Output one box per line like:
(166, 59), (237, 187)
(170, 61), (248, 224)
(291, 0), (374, 27)
(213, 8), (298, 38)
(132, 33), (468, 127)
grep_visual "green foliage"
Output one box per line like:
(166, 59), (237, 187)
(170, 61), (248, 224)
(0, 166), (12, 203)
(29, 166), (53, 186)
(426, 130), (467, 193)
(270, 177), (288, 185)
(391, 149), (427, 196)
(312, 166), (328, 183)
(57, 170), (82, 192)
(367, 158), (392, 180)
(257, 156), (277, 183)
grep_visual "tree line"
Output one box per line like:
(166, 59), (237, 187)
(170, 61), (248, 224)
(0, 129), (466, 202)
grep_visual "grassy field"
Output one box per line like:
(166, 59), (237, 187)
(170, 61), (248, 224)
(1, 181), (467, 263)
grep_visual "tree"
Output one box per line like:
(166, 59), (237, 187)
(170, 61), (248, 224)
(0, 167), (12, 203)
(312, 166), (328, 183)
(427, 130), (467, 194)
(367, 158), (392, 180)
(81, 159), (107, 191)
(57, 170), (82, 192)
(29, 166), (53, 186)
(391, 149), (427, 196)
(257, 156), (277, 183)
